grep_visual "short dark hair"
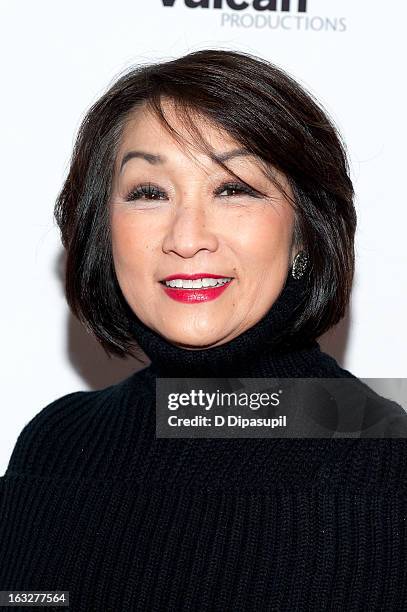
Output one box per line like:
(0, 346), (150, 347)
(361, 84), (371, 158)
(54, 48), (356, 360)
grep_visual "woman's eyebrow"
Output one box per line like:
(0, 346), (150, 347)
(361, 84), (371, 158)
(119, 147), (251, 173)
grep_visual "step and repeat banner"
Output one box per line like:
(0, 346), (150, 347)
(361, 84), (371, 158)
(0, 0), (406, 470)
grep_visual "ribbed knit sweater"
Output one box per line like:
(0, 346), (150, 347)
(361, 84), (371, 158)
(1, 272), (406, 611)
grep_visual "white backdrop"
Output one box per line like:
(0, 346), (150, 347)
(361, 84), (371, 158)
(1, 0), (406, 474)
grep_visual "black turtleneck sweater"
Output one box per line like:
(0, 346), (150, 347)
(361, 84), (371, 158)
(1, 272), (406, 611)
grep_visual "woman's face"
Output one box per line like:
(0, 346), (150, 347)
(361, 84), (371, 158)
(110, 100), (297, 349)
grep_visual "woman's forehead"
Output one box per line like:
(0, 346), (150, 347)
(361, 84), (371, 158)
(114, 100), (286, 188)
(118, 100), (240, 157)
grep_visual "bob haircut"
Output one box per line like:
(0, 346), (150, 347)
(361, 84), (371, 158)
(54, 48), (356, 360)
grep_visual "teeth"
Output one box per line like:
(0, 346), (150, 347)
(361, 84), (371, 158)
(164, 277), (232, 289)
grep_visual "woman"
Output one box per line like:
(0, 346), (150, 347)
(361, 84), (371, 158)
(0, 49), (406, 610)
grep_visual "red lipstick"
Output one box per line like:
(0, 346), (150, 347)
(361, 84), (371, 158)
(161, 273), (230, 281)
(159, 273), (234, 303)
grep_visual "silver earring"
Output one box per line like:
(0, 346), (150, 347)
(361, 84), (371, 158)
(291, 251), (308, 279)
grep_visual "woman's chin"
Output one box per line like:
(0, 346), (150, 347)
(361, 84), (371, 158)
(158, 327), (234, 350)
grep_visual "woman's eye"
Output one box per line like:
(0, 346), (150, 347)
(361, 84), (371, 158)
(125, 183), (167, 202)
(216, 182), (259, 197)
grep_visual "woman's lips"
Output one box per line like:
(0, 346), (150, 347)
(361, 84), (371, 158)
(160, 280), (233, 303)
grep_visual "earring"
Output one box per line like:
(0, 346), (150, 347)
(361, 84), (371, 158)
(291, 251), (308, 279)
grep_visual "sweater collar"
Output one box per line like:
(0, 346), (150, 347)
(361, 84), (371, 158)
(127, 271), (332, 378)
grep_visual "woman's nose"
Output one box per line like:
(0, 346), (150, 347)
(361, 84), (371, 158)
(161, 201), (219, 259)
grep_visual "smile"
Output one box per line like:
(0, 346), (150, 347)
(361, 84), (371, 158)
(163, 277), (232, 289)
